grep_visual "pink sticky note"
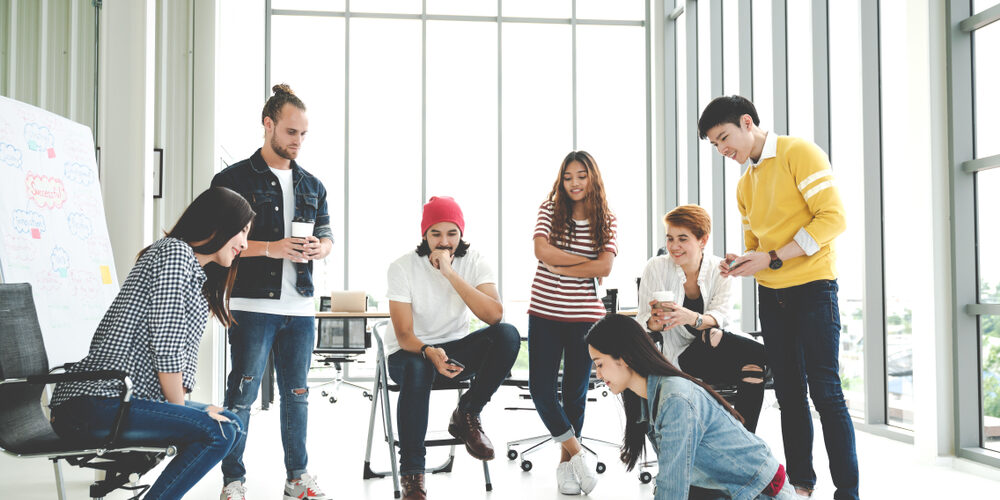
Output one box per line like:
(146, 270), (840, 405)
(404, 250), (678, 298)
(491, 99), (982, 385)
(47, 148), (56, 158)
(30, 228), (41, 239)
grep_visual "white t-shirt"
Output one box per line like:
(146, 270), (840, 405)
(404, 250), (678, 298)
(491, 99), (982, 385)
(384, 248), (497, 356)
(230, 167), (315, 316)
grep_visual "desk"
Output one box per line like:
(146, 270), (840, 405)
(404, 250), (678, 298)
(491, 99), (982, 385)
(260, 311), (390, 410)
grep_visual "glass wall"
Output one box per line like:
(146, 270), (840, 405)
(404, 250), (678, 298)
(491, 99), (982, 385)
(830, 0), (867, 420)
(264, 4), (649, 342)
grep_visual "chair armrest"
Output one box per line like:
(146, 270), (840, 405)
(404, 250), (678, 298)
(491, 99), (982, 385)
(24, 369), (129, 386)
(48, 363), (75, 374)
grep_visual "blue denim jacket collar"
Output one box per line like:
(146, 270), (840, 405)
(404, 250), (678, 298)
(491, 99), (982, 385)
(247, 148), (307, 191)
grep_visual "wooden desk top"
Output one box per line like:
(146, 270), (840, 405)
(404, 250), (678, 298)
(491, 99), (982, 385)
(315, 311), (391, 319)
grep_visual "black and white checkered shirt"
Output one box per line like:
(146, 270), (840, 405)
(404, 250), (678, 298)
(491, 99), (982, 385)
(50, 237), (209, 407)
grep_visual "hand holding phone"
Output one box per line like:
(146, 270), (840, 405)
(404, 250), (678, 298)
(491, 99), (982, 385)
(728, 259), (748, 270)
(445, 358), (465, 369)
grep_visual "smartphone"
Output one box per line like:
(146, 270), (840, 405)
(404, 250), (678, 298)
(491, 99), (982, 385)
(728, 259), (747, 270)
(445, 358), (465, 369)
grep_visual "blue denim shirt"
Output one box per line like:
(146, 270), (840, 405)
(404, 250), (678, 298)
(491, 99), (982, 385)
(210, 148), (333, 299)
(642, 375), (779, 500)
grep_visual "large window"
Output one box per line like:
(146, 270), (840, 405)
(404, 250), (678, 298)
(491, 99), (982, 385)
(830, 0), (867, 420)
(973, 6), (1000, 451)
(264, 3), (649, 339)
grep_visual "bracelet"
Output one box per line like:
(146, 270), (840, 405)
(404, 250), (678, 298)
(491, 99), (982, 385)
(265, 241), (271, 258)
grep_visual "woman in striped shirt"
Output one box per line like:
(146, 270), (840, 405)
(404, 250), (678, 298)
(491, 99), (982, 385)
(528, 151), (617, 495)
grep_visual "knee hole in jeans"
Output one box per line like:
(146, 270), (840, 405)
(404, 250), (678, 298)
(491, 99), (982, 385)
(741, 364), (764, 384)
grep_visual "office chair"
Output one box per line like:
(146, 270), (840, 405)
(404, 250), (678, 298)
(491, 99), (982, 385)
(362, 321), (492, 498)
(0, 283), (176, 500)
(313, 314), (373, 404)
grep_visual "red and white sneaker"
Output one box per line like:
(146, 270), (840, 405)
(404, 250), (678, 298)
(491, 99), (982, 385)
(283, 473), (327, 500)
(220, 480), (246, 500)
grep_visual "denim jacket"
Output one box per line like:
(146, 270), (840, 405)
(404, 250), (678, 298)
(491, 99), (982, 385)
(210, 148), (333, 299)
(642, 374), (779, 500)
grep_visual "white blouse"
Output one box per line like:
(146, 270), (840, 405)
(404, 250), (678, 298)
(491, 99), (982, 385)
(635, 253), (735, 367)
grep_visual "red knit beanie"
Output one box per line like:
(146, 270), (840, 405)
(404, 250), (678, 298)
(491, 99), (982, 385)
(421, 196), (465, 236)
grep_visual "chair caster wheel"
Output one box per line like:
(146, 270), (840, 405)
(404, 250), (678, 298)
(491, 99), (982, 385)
(596, 462), (606, 474)
(639, 471), (652, 484)
(321, 391), (328, 397)
(329, 396), (337, 403)
(507, 449), (518, 460)
(520, 460), (532, 472)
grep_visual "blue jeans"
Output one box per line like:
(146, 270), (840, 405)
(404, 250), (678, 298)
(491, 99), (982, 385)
(387, 323), (520, 475)
(758, 280), (859, 500)
(51, 396), (241, 500)
(222, 310), (314, 483)
(527, 315), (594, 442)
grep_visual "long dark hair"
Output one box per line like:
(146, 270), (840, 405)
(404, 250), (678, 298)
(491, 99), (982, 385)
(547, 151), (614, 252)
(138, 187), (255, 327)
(585, 314), (744, 471)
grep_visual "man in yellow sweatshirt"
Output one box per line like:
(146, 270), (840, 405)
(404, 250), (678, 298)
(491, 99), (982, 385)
(698, 95), (858, 500)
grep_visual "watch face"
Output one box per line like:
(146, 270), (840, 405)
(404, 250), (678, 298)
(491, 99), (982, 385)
(769, 259), (783, 270)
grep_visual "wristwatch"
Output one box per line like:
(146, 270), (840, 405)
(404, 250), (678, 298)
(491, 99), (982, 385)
(768, 250), (783, 270)
(420, 344), (432, 358)
(693, 314), (704, 329)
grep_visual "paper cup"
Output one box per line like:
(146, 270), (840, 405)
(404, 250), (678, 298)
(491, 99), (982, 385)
(651, 290), (674, 304)
(291, 221), (314, 238)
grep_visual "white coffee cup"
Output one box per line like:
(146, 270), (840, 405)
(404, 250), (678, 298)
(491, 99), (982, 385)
(291, 220), (314, 238)
(652, 290), (674, 304)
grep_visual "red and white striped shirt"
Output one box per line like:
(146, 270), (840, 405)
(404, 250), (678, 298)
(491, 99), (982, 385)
(528, 201), (618, 323)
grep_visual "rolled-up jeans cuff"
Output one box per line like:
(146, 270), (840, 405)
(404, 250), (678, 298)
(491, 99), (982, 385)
(552, 427), (577, 443)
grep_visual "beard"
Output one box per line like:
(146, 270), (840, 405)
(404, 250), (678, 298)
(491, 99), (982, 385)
(271, 135), (298, 160)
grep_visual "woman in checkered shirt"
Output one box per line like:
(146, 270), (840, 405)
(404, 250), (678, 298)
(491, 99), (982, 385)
(49, 187), (255, 499)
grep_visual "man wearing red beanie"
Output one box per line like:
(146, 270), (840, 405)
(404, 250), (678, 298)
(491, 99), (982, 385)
(384, 196), (521, 500)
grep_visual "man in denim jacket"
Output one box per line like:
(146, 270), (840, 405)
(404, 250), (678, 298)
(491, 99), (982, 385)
(211, 84), (332, 500)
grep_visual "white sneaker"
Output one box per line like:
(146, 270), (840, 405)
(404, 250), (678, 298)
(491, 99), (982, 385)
(557, 461), (581, 495)
(284, 473), (327, 500)
(569, 451), (598, 494)
(220, 480), (246, 500)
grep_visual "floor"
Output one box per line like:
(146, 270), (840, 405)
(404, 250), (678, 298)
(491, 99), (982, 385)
(4, 374), (1000, 499)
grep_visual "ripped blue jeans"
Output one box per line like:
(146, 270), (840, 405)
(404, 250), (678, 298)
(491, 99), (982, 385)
(222, 311), (315, 484)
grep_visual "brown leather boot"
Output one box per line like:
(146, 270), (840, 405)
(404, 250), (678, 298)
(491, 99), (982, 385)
(401, 473), (426, 500)
(447, 408), (495, 460)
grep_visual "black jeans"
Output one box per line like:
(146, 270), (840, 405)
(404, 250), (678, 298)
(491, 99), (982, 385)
(758, 280), (859, 500)
(678, 329), (767, 432)
(387, 322), (520, 475)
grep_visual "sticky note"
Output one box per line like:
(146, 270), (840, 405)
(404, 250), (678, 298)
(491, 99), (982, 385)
(30, 228), (40, 239)
(100, 265), (112, 284)
(47, 148), (56, 158)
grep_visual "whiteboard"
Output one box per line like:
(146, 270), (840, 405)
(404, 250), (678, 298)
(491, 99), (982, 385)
(0, 96), (119, 367)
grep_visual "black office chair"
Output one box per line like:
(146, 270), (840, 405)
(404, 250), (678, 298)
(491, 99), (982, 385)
(0, 283), (176, 500)
(362, 321), (492, 498)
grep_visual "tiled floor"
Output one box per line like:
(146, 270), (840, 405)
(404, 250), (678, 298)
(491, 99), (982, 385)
(4, 378), (999, 499)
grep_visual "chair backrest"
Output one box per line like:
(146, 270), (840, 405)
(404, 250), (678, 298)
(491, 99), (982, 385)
(0, 283), (49, 379)
(0, 283), (56, 453)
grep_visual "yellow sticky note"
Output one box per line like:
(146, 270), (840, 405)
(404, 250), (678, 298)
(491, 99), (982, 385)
(100, 265), (112, 284)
